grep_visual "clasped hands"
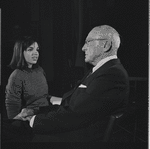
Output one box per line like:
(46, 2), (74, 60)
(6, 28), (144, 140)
(13, 108), (35, 122)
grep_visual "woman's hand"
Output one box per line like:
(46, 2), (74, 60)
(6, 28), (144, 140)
(13, 108), (34, 120)
(19, 108), (34, 117)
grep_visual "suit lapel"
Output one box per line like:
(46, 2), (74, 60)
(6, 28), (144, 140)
(61, 69), (92, 106)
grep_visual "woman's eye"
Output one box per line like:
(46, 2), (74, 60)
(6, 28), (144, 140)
(28, 48), (32, 51)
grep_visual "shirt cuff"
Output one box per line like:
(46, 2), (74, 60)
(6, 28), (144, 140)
(30, 115), (36, 127)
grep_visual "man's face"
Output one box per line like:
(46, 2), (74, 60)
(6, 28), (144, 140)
(82, 31), (105, 64)
(23, 42), (39, 68)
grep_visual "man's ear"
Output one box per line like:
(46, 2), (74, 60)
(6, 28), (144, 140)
(103, 41), (112, 52)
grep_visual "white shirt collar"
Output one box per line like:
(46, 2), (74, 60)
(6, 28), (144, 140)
(92, 55), (117, 73)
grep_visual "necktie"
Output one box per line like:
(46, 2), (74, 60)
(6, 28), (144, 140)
(86, 70), (92, 78)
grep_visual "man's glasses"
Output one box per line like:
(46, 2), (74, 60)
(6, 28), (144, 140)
(85, 38), (107, 45)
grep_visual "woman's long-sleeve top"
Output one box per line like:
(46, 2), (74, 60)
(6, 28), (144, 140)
(5, 66), (49, 119)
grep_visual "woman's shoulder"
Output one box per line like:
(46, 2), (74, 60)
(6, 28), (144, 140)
(37, 65), (44, 71)
(34, 66), (46, 77)
(9, 69), (26, 80)
(34, 66), (45, 73)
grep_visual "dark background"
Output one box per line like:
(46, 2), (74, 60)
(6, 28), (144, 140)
(0, 0), (148, 143)
(1, 0), (148, 96)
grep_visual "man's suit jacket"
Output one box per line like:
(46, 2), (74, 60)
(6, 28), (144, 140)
(32, 59), (129, 142)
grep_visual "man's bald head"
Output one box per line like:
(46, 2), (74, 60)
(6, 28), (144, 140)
(89, 25), (120, 50)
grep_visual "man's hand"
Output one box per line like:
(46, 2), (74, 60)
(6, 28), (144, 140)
(13, 108), (35, 121)
(13, 114), (33, 122)
(20, 108), (34, 117)
(25, 116), (33, 122)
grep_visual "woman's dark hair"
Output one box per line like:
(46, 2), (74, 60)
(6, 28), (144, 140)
(9, 36), (40, 70)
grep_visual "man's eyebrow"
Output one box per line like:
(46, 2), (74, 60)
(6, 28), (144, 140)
(85, 38), (92, 42)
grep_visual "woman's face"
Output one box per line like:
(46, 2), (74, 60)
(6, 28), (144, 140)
(23, 42), (39, 68)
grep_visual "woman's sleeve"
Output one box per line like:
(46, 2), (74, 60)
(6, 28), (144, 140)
(5, 70), (23, 119)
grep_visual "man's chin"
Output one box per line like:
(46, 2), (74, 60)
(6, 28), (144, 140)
(85, 58), (90, 63)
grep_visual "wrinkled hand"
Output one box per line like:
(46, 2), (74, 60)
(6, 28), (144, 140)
(19, 108), (34, 117)
(13, 108), (34, 121)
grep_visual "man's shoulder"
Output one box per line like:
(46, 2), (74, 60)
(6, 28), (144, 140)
(94, 59), (129, 80)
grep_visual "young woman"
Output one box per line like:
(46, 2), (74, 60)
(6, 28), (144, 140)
(5, 36), (50, 119)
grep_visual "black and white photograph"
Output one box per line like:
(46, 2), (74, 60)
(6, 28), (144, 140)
(0, 0), (148, 148)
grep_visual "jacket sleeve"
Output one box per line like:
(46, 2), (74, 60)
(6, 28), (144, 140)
(5, 70), (23, 119)
(32, 69), (129, 134)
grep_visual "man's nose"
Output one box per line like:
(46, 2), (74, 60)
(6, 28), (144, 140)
(82, 44), (87, 52)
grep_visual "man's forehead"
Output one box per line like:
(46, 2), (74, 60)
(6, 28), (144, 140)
(87, 31), (98, 39)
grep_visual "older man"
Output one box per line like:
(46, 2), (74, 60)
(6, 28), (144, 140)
(3, 25), (129, 142)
